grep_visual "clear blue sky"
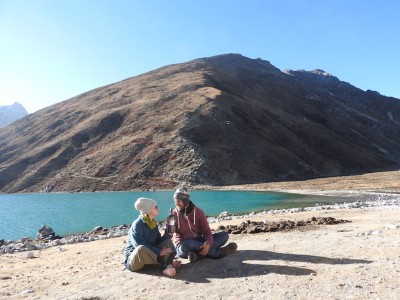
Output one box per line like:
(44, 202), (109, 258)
(1, 1), (399, 113)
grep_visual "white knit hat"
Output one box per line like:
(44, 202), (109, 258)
(134, 197), (157, 214)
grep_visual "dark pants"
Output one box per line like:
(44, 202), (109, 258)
(176, 231), (229, 259)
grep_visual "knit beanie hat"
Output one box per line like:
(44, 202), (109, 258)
(174, 186), (191, 205)
(135, 197), (157, 214)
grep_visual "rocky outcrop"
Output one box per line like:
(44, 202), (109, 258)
(1, 54), (400, 193)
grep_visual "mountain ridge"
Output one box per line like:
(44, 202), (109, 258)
(0, 102), (28, 128)
(1, 53), (400, 193)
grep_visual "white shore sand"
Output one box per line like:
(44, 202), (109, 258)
(1, 198), (399, 300)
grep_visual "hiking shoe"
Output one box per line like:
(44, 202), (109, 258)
(188, 251), (198, 263)
(172, 260), (182, 269)
(219, 242), (237, 258)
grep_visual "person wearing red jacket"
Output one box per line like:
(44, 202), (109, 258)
(171, 186), (237, 262)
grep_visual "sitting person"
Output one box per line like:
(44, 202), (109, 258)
(171, 186), (237, 262)
(124, 197), (179, 276)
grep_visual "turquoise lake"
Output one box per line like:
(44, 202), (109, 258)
(0, 190), (358, 241)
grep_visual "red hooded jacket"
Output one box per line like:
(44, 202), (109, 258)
(172, 205), (214, 246)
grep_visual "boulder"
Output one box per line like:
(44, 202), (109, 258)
(36, 225), (56, 240)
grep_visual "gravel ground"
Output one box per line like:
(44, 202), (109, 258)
(1, 201), (399, 300)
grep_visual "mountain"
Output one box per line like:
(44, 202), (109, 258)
(1, 54), (400, 193)
(0, 102), (28, 128)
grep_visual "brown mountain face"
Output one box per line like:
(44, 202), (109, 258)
(1, 54), (400, 193)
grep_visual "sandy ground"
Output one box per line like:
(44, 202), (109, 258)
(1, 204), (400, 300)
(217, 170), (400, 194)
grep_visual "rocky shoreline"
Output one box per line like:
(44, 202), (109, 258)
(2, 195), (400, 256)
(0, 224), (130, 255)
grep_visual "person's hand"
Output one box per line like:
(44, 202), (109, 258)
(162, 228), (173, 237)
(160, 247), (173, 256)
(198, 243), (210, 256)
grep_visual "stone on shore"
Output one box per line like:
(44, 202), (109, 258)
(36, 225), (56, 240)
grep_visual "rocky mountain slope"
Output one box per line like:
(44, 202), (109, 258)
(0, 102), (28, 128)
(1, 54), (400, 193)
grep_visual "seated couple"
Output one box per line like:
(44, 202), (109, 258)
(123, 187), (237, 277)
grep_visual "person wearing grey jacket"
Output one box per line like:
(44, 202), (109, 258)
(124, 197), (180, 276)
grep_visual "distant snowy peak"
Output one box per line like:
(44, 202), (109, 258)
(0, 102), (28, 128)
(283, 68), (337, 79)
(281, 68), (349, 88)
(310, 69), (334, 77)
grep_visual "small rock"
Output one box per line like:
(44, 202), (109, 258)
(51, 239), (62, 246)
(385, 223), (398, 230)
(92, 226), (103, 232)
(20, 288), (34, 294)
(26, 252), (35, 259)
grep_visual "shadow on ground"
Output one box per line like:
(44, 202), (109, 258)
(140, 250), (373, 283)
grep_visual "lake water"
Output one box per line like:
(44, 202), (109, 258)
(0, 190), (356, 241)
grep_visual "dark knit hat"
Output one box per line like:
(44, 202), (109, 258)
(174, 186), (190, 205)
